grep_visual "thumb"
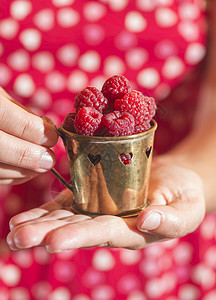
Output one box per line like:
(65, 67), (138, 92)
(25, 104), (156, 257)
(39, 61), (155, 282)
(136, 193), (205, 239)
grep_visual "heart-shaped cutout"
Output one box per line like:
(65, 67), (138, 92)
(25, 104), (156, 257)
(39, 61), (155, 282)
(119, 153), (133, 165)
(88, 153), (101, 166)
(146, 146), (152, 158)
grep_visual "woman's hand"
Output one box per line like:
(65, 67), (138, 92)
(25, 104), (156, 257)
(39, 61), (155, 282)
(7, 156), (205, 251)
(0, 87), (58, 185)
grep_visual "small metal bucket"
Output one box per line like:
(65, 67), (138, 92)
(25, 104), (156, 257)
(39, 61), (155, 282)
(52, 120), (157, 217)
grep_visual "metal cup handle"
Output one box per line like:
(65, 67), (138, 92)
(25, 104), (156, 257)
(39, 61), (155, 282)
(51, 168), (74, 193)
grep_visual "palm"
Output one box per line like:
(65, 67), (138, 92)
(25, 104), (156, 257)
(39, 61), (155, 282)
(7, 158), (205, 252)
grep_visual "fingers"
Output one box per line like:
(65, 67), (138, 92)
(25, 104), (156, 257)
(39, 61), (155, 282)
(0, 130), (55, 172)
(0, 87), (58, 147)
(136, 189), (205, 238)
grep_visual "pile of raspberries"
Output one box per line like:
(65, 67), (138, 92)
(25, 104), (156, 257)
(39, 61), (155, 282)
(63, 75), (157, 137)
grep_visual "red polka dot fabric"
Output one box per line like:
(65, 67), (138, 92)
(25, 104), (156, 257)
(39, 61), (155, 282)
(1, 1), (216, 299)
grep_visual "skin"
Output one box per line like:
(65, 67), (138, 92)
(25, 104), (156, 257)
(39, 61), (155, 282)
(4, 1), (216, 252)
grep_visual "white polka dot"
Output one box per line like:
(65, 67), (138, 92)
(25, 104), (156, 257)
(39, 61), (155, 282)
(57, 44), (79, 67)
(127, 290), (147, 300)
(14, 74), (35, 97)
(53, 247), (74, 273)
(52, 0), (74, 6)
(144, 244), (165, 258)
(82, 269), (105, 288)
(178, 21), (199, 42)
(0, 18), (19, 40)
(33, 247), (51, 264)
(12, 250), (33, 268)
(32, 51), (55, 73)
(185, 43), (206, 65)
(31, 88), (52, 110)
(73, 295), (91, 300)
(10, 1), (32, 20)
(19, 29), (41, 51)
(155, 8), (178, 27)
(178, 284), (200, 300)
(103, 56), (126, 76)
(203, 291), (216, 300)
(115, 31), (137, 50)
(67, 70), (89, 93)
(83, 24), (105, 46)
(157, 0), (174, 5)
(154, 40), (178, 59)
(91, 285), (115, 300)
(125, 11), (147, 32)
(45, 71), (66, 93)
(10, 287), (30, 300)
(173, 242), (193, 265)
(179, 3), (200, 20)
(145, 278), (163, 298)
(0, 42), (3, 56)
(125, 48), (148, 70)
(7, 49), (30, 71)
(204, 246), (216, 269)
(83, 2), (106, 22)
(109, 0), (129, 11)
(162, 56), (185, 79)
(160, 271), (177, 294)
(32, 281), (52, 300)
(200, 216), (216, 240)
(0, 63), (12, 86)
(119, 249), (142, 265)
(139, 259), (160, 277)
(118, 274), (140, 294)
(33, 9), (55, 31)
(137, 68), (160, 89)
(92, 249), (115, 271)
(49, 287), (71, 300)
(192, 264), (216, 290)
(89, 75), (106, 90)
(136, 0), (155, 11)
(0, 265), (21, 286)
(78, 50), (101, 72)
(57, 8), (80, 27)
(154, 83), (171, 100)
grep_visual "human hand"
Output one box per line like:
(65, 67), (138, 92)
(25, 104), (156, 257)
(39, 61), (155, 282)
(0, 87), (58, 185)
(7, 156), (205, 251)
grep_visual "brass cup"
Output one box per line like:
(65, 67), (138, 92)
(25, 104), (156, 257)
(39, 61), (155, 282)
(54, 120), (157, 217)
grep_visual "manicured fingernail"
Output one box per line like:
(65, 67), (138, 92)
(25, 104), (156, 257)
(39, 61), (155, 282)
(140, 212), (161, 231)
(39, 151), (54, 170)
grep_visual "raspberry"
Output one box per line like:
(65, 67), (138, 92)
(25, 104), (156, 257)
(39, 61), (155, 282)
(102, 111), (134, 136)
(74, 87), (108, 113)
(134, 122), (152, 134)
(62, 112), (76, 132)
(114, 90), (156, 126)
(101, 75), (132, 102)
(74, 107), (103, 136)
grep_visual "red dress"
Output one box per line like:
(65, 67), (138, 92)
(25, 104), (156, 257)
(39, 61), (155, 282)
(1, 1), (214, 299)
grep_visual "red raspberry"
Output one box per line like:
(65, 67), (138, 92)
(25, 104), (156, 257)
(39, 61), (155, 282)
(134, 122), (152, 134)
(114, 90), (156, 126)
(74, 87), (108, 113)
(62, 112), (76, 133)
(101, 75), (132, 102)
(102, 111), (134, 136)
(74, 107), (103, 136)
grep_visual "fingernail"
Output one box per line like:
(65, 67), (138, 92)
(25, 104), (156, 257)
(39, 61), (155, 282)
(140, 212), (161, 231)
(39, 151), (54, 170)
